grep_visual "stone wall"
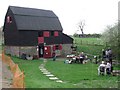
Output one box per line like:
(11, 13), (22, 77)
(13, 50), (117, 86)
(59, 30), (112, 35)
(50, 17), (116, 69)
(5, 46), (38, 58)
(4, 46), (20, 57)
(49, 44), (72, 57)
(61, 44), (72, 57)
(19, 46), (38, 56)
(5, 44), (72, 58)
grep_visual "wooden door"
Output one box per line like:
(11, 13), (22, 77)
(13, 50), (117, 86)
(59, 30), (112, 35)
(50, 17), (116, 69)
(44, 46), (52, 58)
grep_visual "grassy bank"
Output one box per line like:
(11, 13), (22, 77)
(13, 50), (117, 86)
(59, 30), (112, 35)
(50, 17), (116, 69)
(73, 37), (106, 59)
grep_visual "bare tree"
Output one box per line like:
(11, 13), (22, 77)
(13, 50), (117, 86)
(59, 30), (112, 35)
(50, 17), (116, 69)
(78, 20), (85, 37)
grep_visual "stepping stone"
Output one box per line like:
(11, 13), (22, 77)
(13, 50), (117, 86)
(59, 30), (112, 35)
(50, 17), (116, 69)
(40, 66), (45, 67)
(39, 66), (45, 68)
(73, 84), (77, 85)
(40, 68), (46, 70)
(46, 74), (54, 77)
(42, 71), (50, 73)
(41, 70), (48, 72)
(56, 80), (63, 83)
(49, 77), (58, 80)
(43, 72), (51, 75)
(44, 60), (47, 62)
(40, 64), (44, 66)
(40, 69), (47, 71)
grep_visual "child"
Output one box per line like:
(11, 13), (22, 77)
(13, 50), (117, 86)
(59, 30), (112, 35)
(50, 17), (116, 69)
(52, 51), (56, 61)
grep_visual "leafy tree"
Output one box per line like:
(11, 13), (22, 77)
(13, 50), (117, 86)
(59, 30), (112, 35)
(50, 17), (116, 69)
(101, 22), (120, 60)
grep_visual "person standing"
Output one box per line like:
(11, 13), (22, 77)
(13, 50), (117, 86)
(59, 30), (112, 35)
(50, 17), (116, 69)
(102, 49), (106, 61)
(106, 62), (112, 75)
(105, 49), (109, 61)
(52, 51), (56, 61)
(108, 48), (112, 65)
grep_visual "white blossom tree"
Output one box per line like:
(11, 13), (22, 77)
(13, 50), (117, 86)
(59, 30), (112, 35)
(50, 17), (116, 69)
(101, 22), (120, 60)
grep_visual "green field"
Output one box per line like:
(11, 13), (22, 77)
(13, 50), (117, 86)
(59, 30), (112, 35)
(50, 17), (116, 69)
(74, 37), (104, 45)
(73, 37), (107, 59)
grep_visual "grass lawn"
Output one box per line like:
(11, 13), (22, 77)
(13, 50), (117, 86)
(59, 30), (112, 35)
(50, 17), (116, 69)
(45, 59), (119, 88)
(12, 57), (119, 88)
(12, 57), (76, 88)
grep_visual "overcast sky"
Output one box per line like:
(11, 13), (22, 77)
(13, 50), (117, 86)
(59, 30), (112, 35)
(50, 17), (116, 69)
(0, 0), (119, 35)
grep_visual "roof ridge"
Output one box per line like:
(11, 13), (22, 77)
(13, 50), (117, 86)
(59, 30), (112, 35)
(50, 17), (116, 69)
(9, 5), (52, 12)
(9, 6), (57, 18)
(14, 14), (57, 18)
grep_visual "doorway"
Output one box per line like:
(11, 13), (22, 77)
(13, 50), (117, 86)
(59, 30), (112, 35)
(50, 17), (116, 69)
(38, 44), (44, 57)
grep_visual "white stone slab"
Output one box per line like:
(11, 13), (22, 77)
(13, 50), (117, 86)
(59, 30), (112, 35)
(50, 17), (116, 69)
(42, 71), (50, 73)
(40, 69), (46, 71)
(56, 80), (63, 83)
(40, 68), (44, 70)
(46, 74), (54, 77)
(43, 72), (51, 75)
(41, 70), (48, 73)
(40, 69), (47, 71)
(49, 77), (58, 80)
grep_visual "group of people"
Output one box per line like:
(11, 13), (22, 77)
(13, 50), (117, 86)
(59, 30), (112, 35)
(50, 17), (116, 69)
(98, 48), (113, 76)
(98, 61), (112, 75)
(102, 48), (112, 64)
(66, 52), (87, 64)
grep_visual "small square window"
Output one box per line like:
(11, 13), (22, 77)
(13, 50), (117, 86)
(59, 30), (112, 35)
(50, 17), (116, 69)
(43, 31), (50, 37)
(51, 31), (54, 36)
(7, 16), (12, 23)
(54, 31), (59, 36)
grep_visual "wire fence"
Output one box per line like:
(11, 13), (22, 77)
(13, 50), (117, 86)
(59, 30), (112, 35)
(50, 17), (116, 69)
(2, 51), (25, 89)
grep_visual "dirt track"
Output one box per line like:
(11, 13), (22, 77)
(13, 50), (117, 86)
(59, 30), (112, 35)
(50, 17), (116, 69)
(0, 58), (13, 89)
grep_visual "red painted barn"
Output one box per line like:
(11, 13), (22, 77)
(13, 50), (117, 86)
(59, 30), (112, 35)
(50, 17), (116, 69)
(3, 6), (73, 59)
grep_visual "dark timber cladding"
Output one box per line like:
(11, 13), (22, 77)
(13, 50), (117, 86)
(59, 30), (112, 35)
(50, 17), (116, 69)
(3, 6), (67, 46)
(3, 6), (73, 58)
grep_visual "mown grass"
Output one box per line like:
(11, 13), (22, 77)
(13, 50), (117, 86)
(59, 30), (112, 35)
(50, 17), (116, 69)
(45, 59), (119, 88)
(12, 56), (119, 88)
(12, 57), (76, 88)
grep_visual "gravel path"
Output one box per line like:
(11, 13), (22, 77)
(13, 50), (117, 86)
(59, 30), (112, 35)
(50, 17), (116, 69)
(0, 58), (13, 89)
